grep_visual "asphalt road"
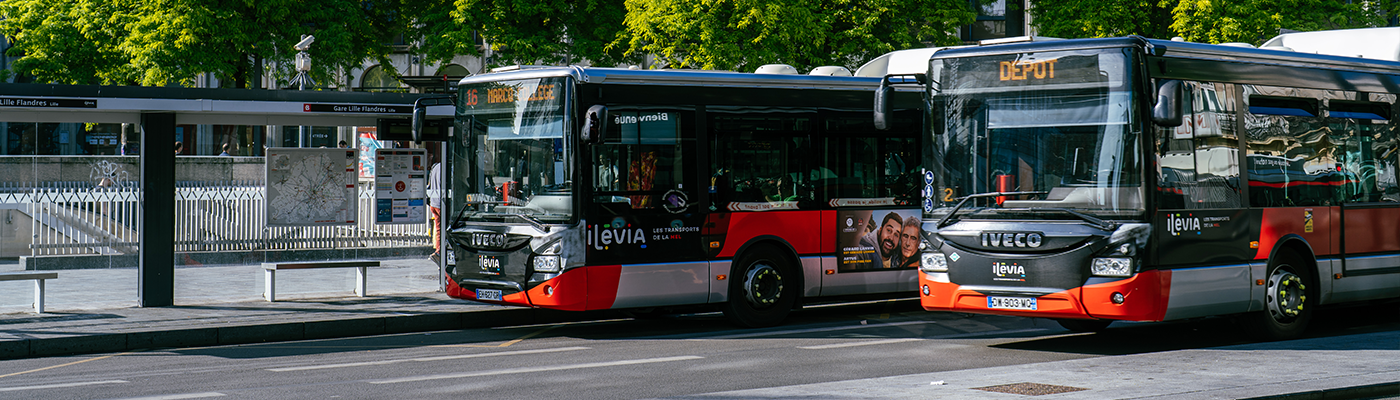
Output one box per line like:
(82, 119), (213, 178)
(1, 300), (1396, 400)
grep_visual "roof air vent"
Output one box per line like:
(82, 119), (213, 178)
(808, 66), (852, 76)
(755, 64), (799, 74)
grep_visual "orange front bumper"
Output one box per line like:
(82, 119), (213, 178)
(918, 269), (1170, 322)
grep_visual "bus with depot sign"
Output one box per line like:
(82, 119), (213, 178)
(424, 65), (929, 327)
(887, 32), (1400, 339)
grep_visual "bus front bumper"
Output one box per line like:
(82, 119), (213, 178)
(918, 269), (1170, 322)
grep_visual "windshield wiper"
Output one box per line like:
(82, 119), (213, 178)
(936, 191), (1049, 229)
(1022, 207), (1117, 231)
(510, 213), (550, 233)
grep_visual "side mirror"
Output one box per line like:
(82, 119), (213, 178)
(874, 80), (891, 131)
(1152, 80), (1184, 127)
(412, 96), (455, 144)
(582, 105), (607, 145)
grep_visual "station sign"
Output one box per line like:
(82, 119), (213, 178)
(0, 97), (97, 108)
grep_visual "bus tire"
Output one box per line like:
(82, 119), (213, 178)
(1055, 319), (1112, 333)
(1251, 249), (1314, 341)
(723, 245), (795, 328)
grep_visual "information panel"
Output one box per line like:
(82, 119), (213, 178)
(374, 149), (427, 224)
(265, 147), (359, 226)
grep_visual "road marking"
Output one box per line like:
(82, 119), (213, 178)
(798, 338), (924, 349)
(430, 325), (564, 348)
(689, 321), (937, 340)
(929, 328), (1049, 339)
(367, 355), (704, 384)
(0, 350), (141, 378)
(266, 346), (590, 372)
(0, 380), (127, 392)
(107, 393), (225, 400)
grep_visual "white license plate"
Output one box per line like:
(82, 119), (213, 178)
(988, 296), (1037, 310)
(476, 289), (502, 301)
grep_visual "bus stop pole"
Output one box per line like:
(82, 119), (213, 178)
(139, 112), (176, 307)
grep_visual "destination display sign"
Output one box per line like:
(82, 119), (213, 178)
(302, 103), (411, 114)
(459, 77), (566, 115)
(944, 51), (1115, 90)
(0, 97), (97, 108)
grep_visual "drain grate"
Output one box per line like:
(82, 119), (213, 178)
(973, 382), (1089, 396)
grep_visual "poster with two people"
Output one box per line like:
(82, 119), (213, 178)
(837, 209), (921, 272)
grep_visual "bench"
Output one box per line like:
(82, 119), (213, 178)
(261, 261), (380, 302)
(0, 271), (59, 313)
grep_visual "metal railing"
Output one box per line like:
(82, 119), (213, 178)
(2, 181), (429, 256)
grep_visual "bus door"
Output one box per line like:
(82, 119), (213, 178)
(1331, 103), (1400, 279)
(586, 108), (707, 307)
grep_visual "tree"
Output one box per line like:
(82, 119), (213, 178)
(414, 0), (634, 69)
(1025, 0), (1175, 39)
(0, 0), (139, 85)
(3, 0), (410, 88)
(620, 0), (977, 72)
(1171, 0), (1394, 45)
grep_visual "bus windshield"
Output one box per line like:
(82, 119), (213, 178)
(931, 48), (1144, 221)
(453, 77), (572, 225)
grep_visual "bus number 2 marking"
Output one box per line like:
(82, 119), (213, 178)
(943, 188), (955, 202)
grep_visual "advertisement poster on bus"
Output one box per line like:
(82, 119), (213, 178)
(836, 209), (920, 272)
(374, 148), (426, 224)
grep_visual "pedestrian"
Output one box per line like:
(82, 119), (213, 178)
(174, 141), (183, 155)
(428, 155), (443, 264)
(219, 143), (232, 156)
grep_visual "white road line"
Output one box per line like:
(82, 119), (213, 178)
(690, 321), (937, 340)
(0, 380), (127, 392)
(267, 346), (590, 372)
(106, 392), (224, 400)
(797, 338), (925, 349)
(368, 355), (704, 384)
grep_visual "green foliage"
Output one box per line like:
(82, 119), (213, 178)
(414, 0), (634, 68)
(1171, 0), (1392, 45)
(1026, 0), (1175, 39)
(621, 0), (976, 72)
(2, 0), (409, 88)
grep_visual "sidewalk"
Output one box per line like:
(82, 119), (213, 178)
(0, 257), (608, 359)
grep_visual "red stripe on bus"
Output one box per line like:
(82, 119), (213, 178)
(718, 211), (825, 257)
(585, 265), (622, 310)
(1255, 207), (1338, 259)
(919, 270), (1172, 322)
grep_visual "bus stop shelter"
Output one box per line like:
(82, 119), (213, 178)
(0, 83), (451, 307)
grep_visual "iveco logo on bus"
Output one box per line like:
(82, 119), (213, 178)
(471, 232), (507, 248)
(980, 232), (1044, 248)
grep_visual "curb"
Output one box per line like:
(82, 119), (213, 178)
(0, 308), (614, 360)
(1242, 381), (1400, 400)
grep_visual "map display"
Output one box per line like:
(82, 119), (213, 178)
(374, 149), (427, 224)
(265, 148), (359, 226)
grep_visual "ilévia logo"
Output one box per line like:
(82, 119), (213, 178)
(1166, 213), (1201, 236)
(992, 262), (1026, 282)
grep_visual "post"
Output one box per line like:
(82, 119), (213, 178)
(264, 268), (277, 301)
(355, 266), (367, 297)
(33, 278), (45, 313)
(139, 113), (176, 307)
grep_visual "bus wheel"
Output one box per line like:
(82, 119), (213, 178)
(723, 246), (795, 328)
(1252, 251), (1313, 340)
(1056, 319), (1112, 333)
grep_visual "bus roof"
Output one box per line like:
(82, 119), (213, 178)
(928, 35), (1400, 92)
(457, 66), (881, 91)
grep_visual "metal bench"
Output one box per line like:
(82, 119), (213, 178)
(0, 271), (59, 313)
(261, 261), (380, 302)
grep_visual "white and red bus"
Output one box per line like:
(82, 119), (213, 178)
(899, 35), (1400, 339)
(435, 66), (927, 327)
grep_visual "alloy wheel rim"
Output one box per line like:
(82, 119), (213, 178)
(1266, 267), (1306, 323)
(743, 262), (783, 309)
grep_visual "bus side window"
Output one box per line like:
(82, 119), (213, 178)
(1159, 81), (1242, 210)
(1246, 92), (1329, 207)
(596, 110), (692, 211)
(709, 115), (813, 208)
(1330, 100), (1395, 203)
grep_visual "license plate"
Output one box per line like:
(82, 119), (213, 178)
(478, 255), (502, 275)
(476, 289), (502, 301)
(988, 296), (1037, 310)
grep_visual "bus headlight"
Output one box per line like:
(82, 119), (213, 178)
(533, 241), (563, 272)
(1091, 257), (1133, 277)
(921, 252), (948, 272)
(533, 255), (562, 272)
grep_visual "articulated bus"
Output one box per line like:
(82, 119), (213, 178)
(896, 36), (1400, 339)
(436, 66), (926, 327)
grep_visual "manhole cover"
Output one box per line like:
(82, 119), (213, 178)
(973, 382), (1089, 396)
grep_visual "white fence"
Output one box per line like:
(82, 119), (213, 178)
(1, 181), (430, 256)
